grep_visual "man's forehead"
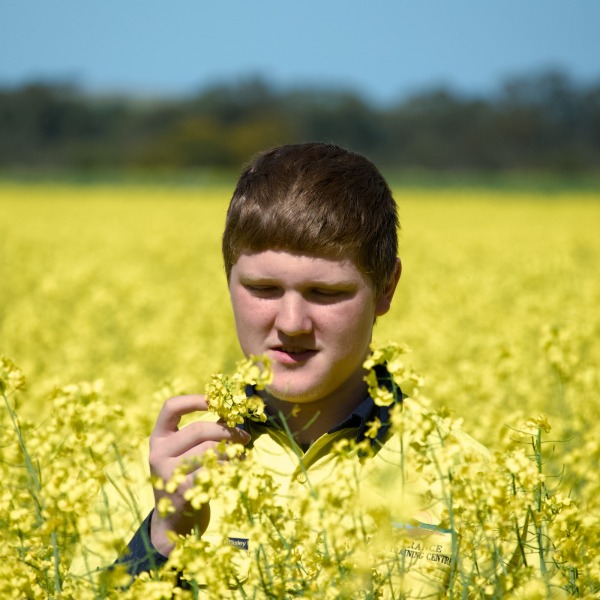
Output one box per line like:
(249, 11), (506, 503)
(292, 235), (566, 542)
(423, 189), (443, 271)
(231, 249), (375, 286)
(234, 249), (360, 269)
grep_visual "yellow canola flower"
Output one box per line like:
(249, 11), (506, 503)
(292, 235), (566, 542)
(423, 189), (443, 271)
(519, 413), (552, 435)
(363, 340), (411, 375)
(0, 355), (26, 395)
(363, 341), (424, 406)
(364, 416), (382, 439)
(205, 355), (272, 427)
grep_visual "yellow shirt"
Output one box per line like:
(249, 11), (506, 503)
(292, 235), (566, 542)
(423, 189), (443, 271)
(70, 404), (498, 598)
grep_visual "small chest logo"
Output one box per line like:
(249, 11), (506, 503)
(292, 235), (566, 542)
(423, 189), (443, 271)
(228, 537), (249, 551)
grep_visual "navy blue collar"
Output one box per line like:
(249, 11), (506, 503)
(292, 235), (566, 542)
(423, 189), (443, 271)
(244, 364), (403, 445)
(330, 364), (403, 443)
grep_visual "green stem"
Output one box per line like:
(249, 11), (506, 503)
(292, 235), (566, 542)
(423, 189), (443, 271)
(533, 428), (547, 579)
(51, 530), (62, 595)
(2, 390), (41, 494)
(3, 389), (63, 593)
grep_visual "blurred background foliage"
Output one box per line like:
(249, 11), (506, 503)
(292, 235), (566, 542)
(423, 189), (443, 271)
(1, 68), (599, 176)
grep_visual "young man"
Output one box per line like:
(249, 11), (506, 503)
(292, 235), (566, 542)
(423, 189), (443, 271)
(146, 141), (401, 556)
(109, 143), (490, 595)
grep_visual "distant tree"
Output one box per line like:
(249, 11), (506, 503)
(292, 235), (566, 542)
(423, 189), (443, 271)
(1, 70), (599, 172)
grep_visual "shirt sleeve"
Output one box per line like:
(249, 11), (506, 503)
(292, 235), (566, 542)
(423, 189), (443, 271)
(112, 510), (169, 577)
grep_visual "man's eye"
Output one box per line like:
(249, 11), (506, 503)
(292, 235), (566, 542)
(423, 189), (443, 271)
(312, 289), (345, 298)
(245, 285), (278, 295)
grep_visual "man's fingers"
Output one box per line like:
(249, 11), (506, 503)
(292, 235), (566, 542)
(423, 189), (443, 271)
(173, 440), (230, 472)
(152, 439), (245, 485)
(154, 395), (209, 434)
(152, 420), (251, 457)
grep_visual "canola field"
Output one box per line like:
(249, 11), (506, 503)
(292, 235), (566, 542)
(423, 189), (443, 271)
(1, 181), (599, 597)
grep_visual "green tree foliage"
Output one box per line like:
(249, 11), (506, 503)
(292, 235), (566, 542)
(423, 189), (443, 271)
(1, 71), (599, 172)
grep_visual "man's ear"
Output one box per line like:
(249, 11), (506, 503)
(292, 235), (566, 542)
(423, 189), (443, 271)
(375, 258), (402, 317)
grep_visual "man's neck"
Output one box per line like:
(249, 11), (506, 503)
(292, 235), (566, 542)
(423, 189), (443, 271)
(263, 380), (369, 447)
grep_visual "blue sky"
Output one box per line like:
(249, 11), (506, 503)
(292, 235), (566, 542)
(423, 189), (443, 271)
(2, 0), (599, 104)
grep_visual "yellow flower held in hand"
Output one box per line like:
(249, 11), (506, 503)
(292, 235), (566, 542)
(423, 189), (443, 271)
(205, 355), (272, 427)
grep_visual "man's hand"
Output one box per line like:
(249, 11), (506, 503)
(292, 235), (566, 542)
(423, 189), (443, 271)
(148, 394), (251, 556)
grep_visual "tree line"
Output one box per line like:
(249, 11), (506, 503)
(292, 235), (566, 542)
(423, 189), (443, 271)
(1, 69), (599, 172)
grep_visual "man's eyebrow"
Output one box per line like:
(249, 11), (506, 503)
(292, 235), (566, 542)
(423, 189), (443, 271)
(239, 274), (357, 287)
(237, 273), (276, 282)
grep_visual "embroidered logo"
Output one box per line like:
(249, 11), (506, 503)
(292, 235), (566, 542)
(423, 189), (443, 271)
(228, 537), (249, 550)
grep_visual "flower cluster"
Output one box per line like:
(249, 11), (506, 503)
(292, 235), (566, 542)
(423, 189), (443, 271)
(205, 356), (272, 427)
(363, 341), (424, 405)
(0, 360), (137, 598)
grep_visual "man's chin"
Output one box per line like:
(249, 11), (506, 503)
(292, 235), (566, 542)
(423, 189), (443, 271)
(264, 382), (322, 406)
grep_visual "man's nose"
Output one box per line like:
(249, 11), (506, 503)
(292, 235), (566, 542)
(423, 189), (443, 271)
(274, 293), (312, 335)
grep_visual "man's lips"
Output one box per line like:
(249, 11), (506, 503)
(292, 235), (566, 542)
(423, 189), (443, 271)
(269, 346), (318, 364)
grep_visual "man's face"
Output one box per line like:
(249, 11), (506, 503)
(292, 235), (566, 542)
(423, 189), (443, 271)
(228, 250), (395, 410)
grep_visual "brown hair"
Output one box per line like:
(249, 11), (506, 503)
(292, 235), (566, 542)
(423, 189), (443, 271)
(222, 142), (399, 295)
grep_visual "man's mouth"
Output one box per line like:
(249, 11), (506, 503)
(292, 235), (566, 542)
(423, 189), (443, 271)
(270, 346), (317, 364)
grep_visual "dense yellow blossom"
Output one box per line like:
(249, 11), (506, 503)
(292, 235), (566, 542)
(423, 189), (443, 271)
(1, 182), (599, 596)
(205, 356), (271, 427)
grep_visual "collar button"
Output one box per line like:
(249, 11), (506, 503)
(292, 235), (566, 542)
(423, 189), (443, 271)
(295, 472), (308, 484)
